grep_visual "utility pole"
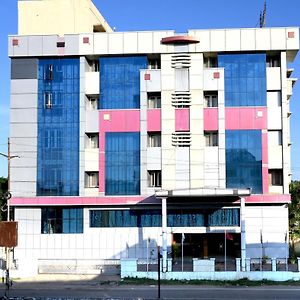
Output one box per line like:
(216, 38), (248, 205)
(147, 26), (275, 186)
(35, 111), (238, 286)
(0, 137), (19, 289)
(0, 137), (19, 220)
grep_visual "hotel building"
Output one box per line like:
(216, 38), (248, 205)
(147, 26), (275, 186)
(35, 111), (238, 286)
(8, 0), (299, 275)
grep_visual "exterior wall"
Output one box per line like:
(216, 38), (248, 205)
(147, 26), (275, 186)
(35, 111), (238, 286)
(280, 52), (292, 192)
(14, 207), (164, 261)
(10, 78), (38, 197)
(190, 54), (204, 189)
(161, 54), (176, 190)
(188, 28), (299, 54)
(245, 205), (288, 258)
(9, 31), (176, 57)
(13, 204), (289, 276)
(18, 0), (112, 36)
(8, 24), (299, 277)
(80, 57), (86, 196)
(140, 69), (162, 195)
(9, 28), (299, 58)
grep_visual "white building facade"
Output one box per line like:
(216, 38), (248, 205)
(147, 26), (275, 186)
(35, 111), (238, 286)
(7, 0), (299, 277)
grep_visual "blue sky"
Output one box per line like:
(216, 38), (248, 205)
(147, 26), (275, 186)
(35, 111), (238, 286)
(0, 0), (299, 179)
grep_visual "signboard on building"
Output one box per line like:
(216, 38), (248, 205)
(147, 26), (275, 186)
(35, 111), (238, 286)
(0, 222), (18, 247)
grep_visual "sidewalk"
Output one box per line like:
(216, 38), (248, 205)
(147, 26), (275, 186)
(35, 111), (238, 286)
(1, 273), (121, 289)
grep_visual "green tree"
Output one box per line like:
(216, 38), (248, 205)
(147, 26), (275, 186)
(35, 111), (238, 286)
(0, 177), (8, 221)
(289, 180), (300, 256)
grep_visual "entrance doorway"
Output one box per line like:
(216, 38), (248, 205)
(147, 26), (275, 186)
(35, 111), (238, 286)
(172, 233), (241, 259)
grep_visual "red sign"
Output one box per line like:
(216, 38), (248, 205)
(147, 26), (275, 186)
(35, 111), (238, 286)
(288, 32), (295, 38)
(12, 39), (19, 46)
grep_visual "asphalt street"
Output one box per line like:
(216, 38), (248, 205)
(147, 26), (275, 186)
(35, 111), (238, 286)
(1, 282), (300, 300)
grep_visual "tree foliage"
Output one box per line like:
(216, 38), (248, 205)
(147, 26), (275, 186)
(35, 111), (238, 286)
(0, 177), (8, 221)
(289, 181), (300, 254)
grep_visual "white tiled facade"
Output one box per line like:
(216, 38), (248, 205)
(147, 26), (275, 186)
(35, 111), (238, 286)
(7, 1), (299, 278)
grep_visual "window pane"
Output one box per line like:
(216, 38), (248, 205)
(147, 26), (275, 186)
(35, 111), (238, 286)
(37, 58), (80, 196)
(42, 208), (83, 234)
(225, 130), (262, 193)
(105, 132), (140, 195)
(100, 56), (148, 109)
(218, 54), (266, 107)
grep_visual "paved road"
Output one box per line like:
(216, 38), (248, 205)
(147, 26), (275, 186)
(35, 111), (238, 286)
(2, 282), (300, 299)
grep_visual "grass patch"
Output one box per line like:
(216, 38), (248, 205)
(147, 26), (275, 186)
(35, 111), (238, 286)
(121, 277), (300, 286)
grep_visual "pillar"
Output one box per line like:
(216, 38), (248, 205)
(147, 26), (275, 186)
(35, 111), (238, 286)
(162, 197), (168, 273)
(240, 197), (246, 271)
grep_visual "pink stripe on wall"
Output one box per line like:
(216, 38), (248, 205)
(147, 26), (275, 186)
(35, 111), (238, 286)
(175, 108), (190, 132)
(147, 109), (161, 132)
(10, 196), (156, 206)
(262, 131), (269, 194)
(99, 110), (140, 193)
(203, 108), (218, 130)
(11, 193), (290, 206)
(225, 108), (267, 130)
(245, 194), (290, 204)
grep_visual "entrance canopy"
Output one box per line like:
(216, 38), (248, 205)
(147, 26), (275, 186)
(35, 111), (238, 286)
(155, 187), (251, 199)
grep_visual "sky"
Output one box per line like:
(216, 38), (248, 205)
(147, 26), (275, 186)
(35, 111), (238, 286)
(0, 0), (299, 179)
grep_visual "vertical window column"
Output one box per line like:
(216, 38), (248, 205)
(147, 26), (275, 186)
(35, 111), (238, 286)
(37, 58), (80, 196)
(105, 132), (140, 195)
(226, 130), (262, 194)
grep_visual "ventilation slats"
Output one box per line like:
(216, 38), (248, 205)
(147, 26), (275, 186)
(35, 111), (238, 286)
(172, 133), (191, 147)
(171, 53), (191, 68)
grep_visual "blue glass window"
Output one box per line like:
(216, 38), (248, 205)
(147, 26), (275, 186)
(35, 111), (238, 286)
(105, 132), (140, 195)
(226, 130), (262, 194)
(167, 210), (205, 227)
(89, 208), (239, 227)
(218, 54), (266, 107)
(37, 58), (80, 196)
(208, 209), (240, 226)
(99, 56), (148, 109)
(41, 207), (83, 234)
(90, 210), (161, 227)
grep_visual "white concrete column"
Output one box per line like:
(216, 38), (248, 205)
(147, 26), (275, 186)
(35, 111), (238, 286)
(240, 197), (246, 271)
(236, 258), (241, 272)
(161, 197), (168, 273)
(271, 258), (277, 272)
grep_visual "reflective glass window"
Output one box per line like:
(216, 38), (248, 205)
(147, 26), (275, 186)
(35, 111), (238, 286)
(105, 132), (140, 195)
(89, 208), (239, 228)
(41, 207), (83, 234)
(218, 54), (266, 107)
(100, 56), (148, 109)
(37, 58), (80, 196)
(226, 130), (262, 194)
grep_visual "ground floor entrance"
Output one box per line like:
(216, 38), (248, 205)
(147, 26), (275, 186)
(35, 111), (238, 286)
(172, 233), (241, 259)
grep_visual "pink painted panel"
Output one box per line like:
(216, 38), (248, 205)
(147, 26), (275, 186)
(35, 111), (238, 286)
(99, 152), (105, 192)
(262, 131), (269, 194)
(10, 196), (158, 206)
(147, 109), (161, 132)
(203, 108), (218, 130)
(225, 108), (267, 130)
(99, 130), (106, 193)
(99, 110), (140, 132)
(262, 167), (269, 194)
(175, 108), (190, 132)
(11, 194), (291, 206)
(245, 194), (291, 204)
